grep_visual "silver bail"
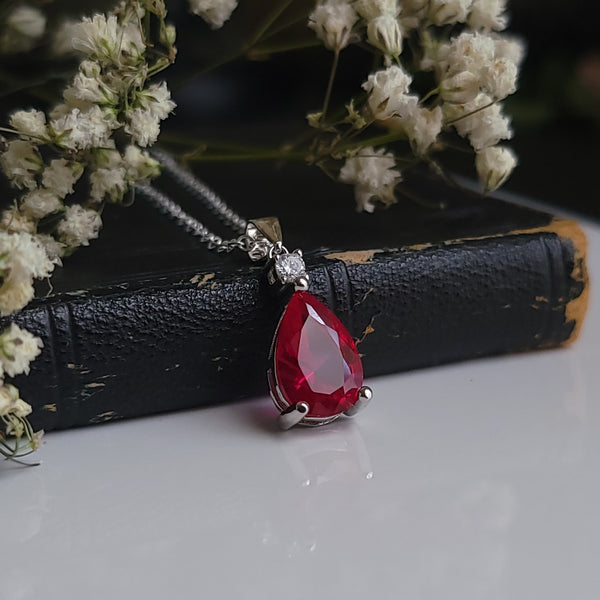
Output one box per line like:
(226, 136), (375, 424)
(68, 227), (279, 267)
(245, 217), (282, 261)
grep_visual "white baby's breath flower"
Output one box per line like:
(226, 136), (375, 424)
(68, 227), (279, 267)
(440, 31), (496, 76)
(123, 145), (161, 182)
(468, 0), (508, 31)
(124, 108), (161, 147)
(366, 15), (402, 58)
(492, 34), (526, 66)
(63, 60), (118, 106)
(0, 383), (21, 417)
(90, 168), (127, 202)
(428, 0), (473, 26)
(1, 5), (47, 53)
(11, 397), (32, 419)
(0, 207), (36, 235)
(447, 93), (512, 150)
(189, 0), (238, 29)
(42, 159), (84, 199)
(70, 14), (144, 65)
(21, 189), (62, 219)
(0, 140), (43, 190)
(0, 231), (54, 315)
(0, 323), (43, 378)
(0, 279), (35, 317)
(440, 70), (481, 104)
(363, 64), (415, 120)
(9, 109), (48, 141)
(51, 105), (118, 151)
(399, 106), (443, 155)
(0, 232), (53, 280)
(339, 146), (401, 212)
(308, 0), (359, 52)
(136, 81), (176, 120)
(482, 57), (518, 99)
(56, 205), (102, 248)
(94, 147), (123, 169)
(36, 234), (65, 263)
(475, 145), (517, 191)
(354, 0), (399, 19)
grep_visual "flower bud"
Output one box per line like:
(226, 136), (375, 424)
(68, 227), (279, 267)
(475, 145), (517, 191)
(367, 15), (402, 57)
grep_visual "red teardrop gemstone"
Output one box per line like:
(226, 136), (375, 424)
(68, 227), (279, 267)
(272, 291), (364, 419)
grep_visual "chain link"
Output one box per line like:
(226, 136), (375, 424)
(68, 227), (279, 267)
(135, 152), (260, 255)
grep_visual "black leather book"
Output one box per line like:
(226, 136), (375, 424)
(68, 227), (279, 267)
(3, 162), (588, 432)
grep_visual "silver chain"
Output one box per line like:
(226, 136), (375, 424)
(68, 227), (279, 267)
(135, 149), (252, 254)
(137, 151), (310, 288)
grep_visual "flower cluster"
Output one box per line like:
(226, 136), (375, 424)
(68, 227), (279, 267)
(0, 0), (177, 460)
(0, 1), (174, 316)
(0, 323), (44, 461)
(307, 0), (524, 210)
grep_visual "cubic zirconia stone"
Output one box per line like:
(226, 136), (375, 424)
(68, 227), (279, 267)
(275, 253), (306, 284)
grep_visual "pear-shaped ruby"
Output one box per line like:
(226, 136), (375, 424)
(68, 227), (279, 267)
(271, 291), (364, 419)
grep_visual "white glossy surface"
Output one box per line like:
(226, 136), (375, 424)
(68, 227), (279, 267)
(3, 225), (599, 600)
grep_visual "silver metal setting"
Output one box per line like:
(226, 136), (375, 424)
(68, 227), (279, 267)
(343, 386), (373, 417)
(274, 251), (307, 285)
(294, 275), (310, 291)
(278, 402), (310, 430)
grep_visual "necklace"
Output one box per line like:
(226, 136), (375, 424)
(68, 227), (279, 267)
(136, 150), (373, 429)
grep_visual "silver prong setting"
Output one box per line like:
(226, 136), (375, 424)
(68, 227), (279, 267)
(344, 386), (373, 417)
(294, 275), (310, 291)
(278, 401), (310, 430)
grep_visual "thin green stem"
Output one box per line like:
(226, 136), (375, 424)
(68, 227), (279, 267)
(322, 49), (340, 122)
(249, 37), (322, 57)
(336, 130), (409, 153)
(420, 87), (440, 105)
(258, 9), (312, 42)
(183, 149), (307, 162)
(247, 0), (295, 49)
(174, 0), (298, 87)
(445, 100), (497, 127)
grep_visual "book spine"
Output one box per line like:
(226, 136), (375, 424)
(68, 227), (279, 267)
(7, 224), (588, 432)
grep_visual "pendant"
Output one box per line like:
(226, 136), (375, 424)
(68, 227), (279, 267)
(247, 218), (372, 430)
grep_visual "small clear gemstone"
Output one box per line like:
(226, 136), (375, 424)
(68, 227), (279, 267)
(275, 253), (306, 284)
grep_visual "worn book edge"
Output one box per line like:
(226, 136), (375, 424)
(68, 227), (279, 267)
(324, 217), (589, 347)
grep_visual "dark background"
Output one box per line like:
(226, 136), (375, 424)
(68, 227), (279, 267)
(1, 0), (599, 218)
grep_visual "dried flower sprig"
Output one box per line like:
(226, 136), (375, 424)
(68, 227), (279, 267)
(0, 0), (177, 463)
(302, 0), (525, 211)
(0, 323), (43, 464)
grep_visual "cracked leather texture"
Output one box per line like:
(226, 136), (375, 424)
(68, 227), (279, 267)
(1, 164), (588, 431)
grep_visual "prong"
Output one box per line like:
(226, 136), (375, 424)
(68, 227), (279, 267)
(278, 401), (310, 430)
(293, 248), (303, 258)
(344, 386), (373, 417)
(294, 275), (310, 291)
